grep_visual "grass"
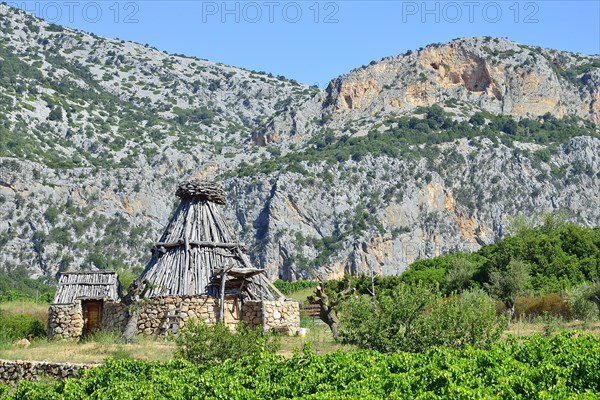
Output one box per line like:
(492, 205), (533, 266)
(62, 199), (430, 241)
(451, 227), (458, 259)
(0, 331), (174, 363)
(0, 325), (342, 363)
(3, 319), (600, 364)
(279, 320), (350, 357)
(506, 318), (600, 338)
(277, 286), (352, 355)
(285, 287), (316, 304)
(0, 300), (49, 326)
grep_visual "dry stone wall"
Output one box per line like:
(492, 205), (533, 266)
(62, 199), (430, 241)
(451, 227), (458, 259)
(135, 296), (299, 335)
(102, 301), (128, 332)
(47, 296), (300, 339)
(48, 300), (128, 340)
(47, 303), (83, 340)
(0, 359), (99, 383)
(242, 300), (300, 335)
(136, 295), (240, 335)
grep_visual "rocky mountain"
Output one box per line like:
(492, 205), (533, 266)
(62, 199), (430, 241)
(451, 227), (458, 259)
(0, 5), (599, 284)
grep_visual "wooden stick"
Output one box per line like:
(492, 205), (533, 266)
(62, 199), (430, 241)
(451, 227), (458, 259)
(220, 264), (233, 323)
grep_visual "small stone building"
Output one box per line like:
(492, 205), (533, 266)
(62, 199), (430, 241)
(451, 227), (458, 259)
(48, 271), (126, 339)
(47, 181), (300, 339)
(134, 180), (299, 335)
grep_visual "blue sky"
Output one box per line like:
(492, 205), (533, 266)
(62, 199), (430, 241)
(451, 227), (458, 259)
(12, 1), (600, 86)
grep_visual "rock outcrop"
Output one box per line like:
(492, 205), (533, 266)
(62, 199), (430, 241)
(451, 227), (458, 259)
(0, 6), (599, 282)
(325, 38), (600, 126)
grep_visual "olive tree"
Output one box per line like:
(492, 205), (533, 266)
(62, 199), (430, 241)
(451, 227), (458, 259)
(446, 257), (477, 293)
(486, 259), (530, 327)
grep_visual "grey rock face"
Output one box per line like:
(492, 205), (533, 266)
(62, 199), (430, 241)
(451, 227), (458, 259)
(324, 37), (600, 129)
(0, 7), (599, 282)
(224, 137), (600, 278)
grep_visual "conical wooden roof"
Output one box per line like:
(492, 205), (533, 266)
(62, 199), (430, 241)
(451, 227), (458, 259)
(139, 180), (283, 300)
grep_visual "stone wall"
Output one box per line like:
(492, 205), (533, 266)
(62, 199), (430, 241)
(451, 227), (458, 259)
(136, 295), (240, 335)
(0, 359), (99, 383)
(48, 300), (128, 340)
(242, 300), (300, 335)
(102, 301), (128, 332)
(48, 296), (300, 339)
(47, 302), (83, 340)
(135, 297), (299, 335)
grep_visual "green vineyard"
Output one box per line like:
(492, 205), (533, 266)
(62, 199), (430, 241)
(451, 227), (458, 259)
(4, 333), (600, 399)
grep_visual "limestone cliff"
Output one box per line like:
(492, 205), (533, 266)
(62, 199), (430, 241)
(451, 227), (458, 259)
(0, 6), (599, 282)
(325, 38), (600, 128)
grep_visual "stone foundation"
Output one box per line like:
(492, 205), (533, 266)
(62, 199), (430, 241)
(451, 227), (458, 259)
(48, 296), (300, 339)
(0, 359), (99, 383)
(242, 300), (300, 335)
(47, 302), (83, 340)
(135, 295), (240, 335)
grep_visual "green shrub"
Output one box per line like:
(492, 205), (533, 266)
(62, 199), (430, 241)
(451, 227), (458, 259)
(445, 257), (477, 293)
(338, 285), (505, 353)
(399, 219), (600, 297)
(0, 269), (55, 302)
(0, 313), (46, 342)
(116, 268), (141, 293)
(413, 289), (506, 350)
(566, 284), (598, 321)
(7, 333), (600, 398)
(174, 320), (279, 365)
(273, 279), (317, 295)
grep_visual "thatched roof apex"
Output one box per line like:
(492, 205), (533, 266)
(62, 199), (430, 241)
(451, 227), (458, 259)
(175, 180), (226, 204)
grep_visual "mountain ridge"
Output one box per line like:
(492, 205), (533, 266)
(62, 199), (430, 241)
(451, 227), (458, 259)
(0, 5), (599, 284)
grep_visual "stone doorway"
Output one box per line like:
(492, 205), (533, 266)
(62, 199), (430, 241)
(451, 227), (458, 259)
(82, 300), (103, 333)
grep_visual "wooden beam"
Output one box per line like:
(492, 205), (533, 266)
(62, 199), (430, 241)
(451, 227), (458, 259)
(155, 241), (246, 251)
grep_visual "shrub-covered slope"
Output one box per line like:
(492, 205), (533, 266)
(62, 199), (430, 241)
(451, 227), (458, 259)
(0, 5), (599, 284)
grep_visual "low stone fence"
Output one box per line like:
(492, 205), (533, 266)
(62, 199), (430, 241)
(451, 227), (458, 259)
(0, 359), (99, 383)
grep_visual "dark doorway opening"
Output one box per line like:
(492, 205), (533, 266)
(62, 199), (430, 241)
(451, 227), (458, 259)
(82, 300), (103, 333)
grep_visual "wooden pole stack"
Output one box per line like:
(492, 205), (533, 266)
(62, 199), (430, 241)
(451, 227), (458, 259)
(138, 181), (283, 301)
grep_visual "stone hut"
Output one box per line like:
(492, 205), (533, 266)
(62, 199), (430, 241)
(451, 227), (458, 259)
(47, 271), (125, 339)
(47, 180), (300, 339)
(134, 180), (300, 335)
